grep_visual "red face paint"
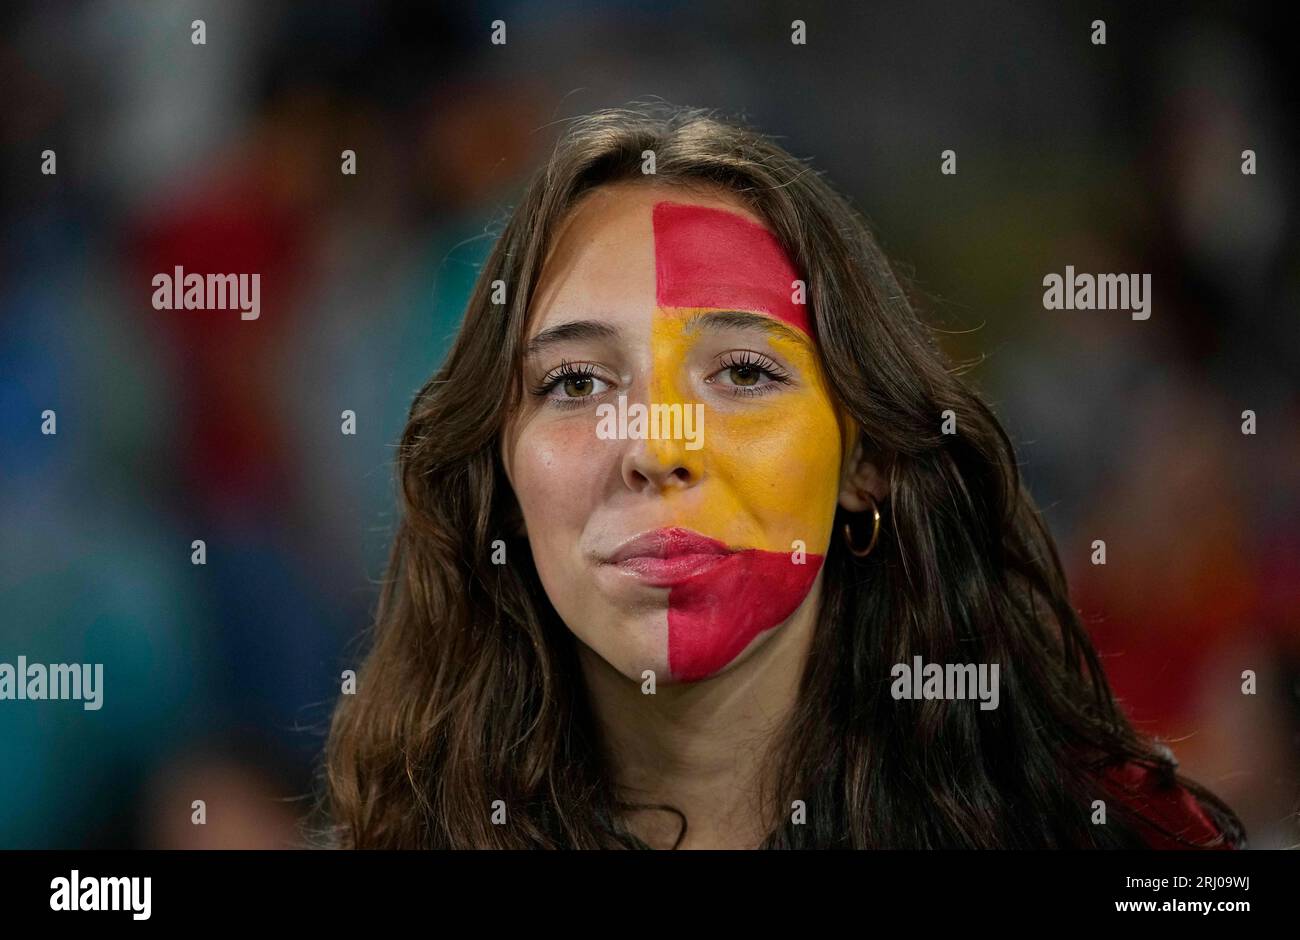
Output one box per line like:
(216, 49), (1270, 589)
(652, 201), (811, 335)
(667, 550), (824, 681)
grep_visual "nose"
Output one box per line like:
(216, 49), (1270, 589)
(620, 432), (699, 494)
(619, 324), (704, 495)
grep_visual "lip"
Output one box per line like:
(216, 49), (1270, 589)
(602, 527), (736, 586)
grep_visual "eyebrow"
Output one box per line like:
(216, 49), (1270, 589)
(524, 319), (620, 357)
(523, 309), (812, 358)
(682, 309), (811, 347)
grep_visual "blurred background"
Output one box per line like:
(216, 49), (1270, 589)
(0, 0), (1296, 848)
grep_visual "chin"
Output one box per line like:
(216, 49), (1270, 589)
(571, 615), (667, 684)
(608, 652), (670, 685)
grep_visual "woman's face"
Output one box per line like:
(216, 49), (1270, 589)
(502, 181), (849, 683)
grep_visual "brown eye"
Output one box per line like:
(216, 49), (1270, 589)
(706, 351), (792, 398)
(727, 365), (762, 387)
(562, 376), (595, 397)
(531, 361), (612, 406)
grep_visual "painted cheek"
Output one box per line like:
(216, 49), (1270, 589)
(706, 369), (842, 551)
(769, 337), (842, 539)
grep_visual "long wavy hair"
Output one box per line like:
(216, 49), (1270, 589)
(320, 103), (1245, 848)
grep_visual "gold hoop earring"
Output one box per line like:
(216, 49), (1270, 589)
(843, 493), (881, 557)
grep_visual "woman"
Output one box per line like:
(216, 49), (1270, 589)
(322, 104), (1244, 849)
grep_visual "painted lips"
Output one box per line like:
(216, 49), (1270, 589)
(604, 527), (735, 586)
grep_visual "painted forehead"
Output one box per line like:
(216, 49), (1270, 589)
(652, 201), (811, 335)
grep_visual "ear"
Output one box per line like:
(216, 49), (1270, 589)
(837, 428), (891, 512)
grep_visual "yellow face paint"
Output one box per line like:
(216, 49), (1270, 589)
(646, 306), (843, 555)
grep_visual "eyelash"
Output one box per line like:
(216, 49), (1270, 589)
(530, 360), (612, 410)
(529, 351), (793, 409)
(710, 351), (792, 398)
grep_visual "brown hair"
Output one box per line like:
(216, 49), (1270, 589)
(319, 103), (1244, 848)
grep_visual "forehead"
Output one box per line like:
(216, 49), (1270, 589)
(529, 183), (807, 333)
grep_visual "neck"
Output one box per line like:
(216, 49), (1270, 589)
(578, 577), (822, 849)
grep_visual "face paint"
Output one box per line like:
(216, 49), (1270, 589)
(652, 201), (812, 334)
(648, 202), (842, 681)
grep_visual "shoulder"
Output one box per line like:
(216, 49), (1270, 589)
(1100, 760), (1235, 850)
